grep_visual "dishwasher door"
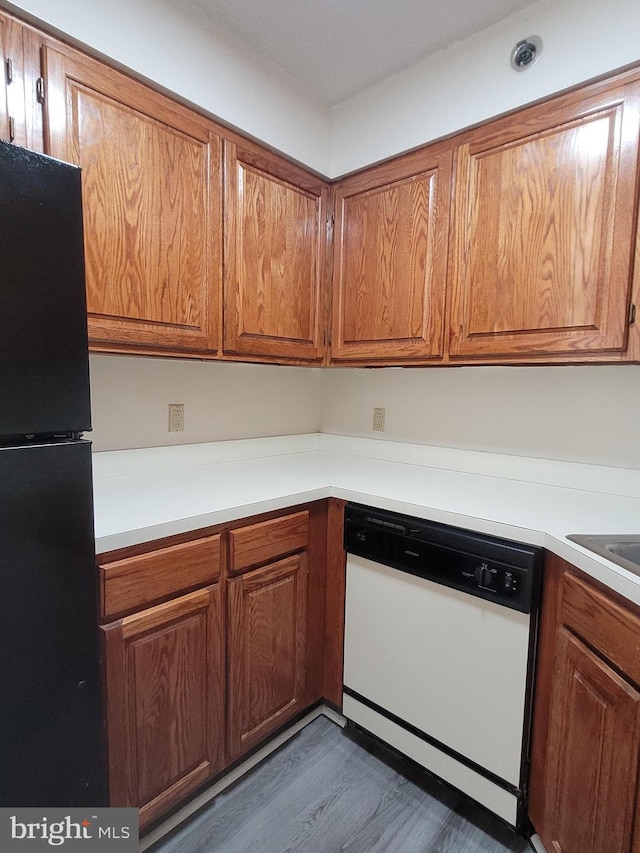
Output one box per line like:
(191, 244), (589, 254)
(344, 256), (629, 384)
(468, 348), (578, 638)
(343, 554), (533, 826)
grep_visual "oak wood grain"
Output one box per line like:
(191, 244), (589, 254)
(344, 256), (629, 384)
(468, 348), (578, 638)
(304, 501), (328, 705)
(0, 14), (16, 144)
(0, 10), (44, 150)
(99, 534), (221, 620)
(528, 552), (564, 836)
(625, 188), (640, 363)
(43, 45), (222, 355)
(529, 556), (640, 853)
(448, 81), (640, 359)
(101, 585), (224, 829)
(331, 144), (452, 362)
(543, 628), (640, 853)
(228, 511), (309, 575)
(560, 570), (640, 686)
(95, 503), (321, 566)
(19, 21), (46, 152)
(7, 0), (640, 367)
(227, 554), (307, 760)
(223, 139), (327, 362)
(322, 497), (347, 707)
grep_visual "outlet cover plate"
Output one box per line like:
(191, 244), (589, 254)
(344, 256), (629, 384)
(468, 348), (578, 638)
(168, 403), (185, 432)
(372, 407), (386, 432)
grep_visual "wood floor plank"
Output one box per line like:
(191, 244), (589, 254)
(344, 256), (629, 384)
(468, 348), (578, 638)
(152, 717), (531, 853)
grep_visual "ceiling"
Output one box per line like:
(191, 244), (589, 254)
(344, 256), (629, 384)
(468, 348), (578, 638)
(191, 0), (538, 106)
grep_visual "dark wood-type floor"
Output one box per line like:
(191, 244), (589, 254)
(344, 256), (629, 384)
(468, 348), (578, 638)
(152, 716), (532, 853)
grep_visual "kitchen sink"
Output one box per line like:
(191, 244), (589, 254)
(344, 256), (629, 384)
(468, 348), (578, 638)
(567, 534), (640, 577)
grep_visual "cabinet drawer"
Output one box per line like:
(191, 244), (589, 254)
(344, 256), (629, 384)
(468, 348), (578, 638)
(229, 511), (309, 574)
(99, 534), (222, 619)
(561, 570), (640, 685)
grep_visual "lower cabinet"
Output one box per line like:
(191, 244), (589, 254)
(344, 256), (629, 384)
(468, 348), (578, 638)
(529, 554), (640, 853)
(544, 628), (640, 853)
(227, 554), (307, 760)
(98, 504), (324, 831)
(101, 585), (225, 830)
(99, 510), (640, 846)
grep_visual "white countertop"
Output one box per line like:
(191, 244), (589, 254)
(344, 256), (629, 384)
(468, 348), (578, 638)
(92, 433), (640, 607)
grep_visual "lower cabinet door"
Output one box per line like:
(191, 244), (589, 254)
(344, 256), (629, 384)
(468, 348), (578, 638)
(543, 628), (640, 853)
(102, 585), (225, 829)
(228, 554), (307, 760)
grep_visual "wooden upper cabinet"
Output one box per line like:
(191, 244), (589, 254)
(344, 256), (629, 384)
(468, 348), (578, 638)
(223, 138), (327, 362)
(331, 145), (452, 362)
(449, 80), (640, 359)
(0, 12), (44, 151)
(0, 15), (10, 142)
(43, 46), (222, 355)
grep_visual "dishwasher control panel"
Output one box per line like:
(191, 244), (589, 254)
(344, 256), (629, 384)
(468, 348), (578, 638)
(344, 503), (542, 613)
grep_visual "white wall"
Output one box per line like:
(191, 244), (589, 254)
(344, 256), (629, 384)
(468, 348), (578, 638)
(331, 0), (640, 175)
(89, 355), (321, 452)
(7, 0), (640, 177)
(319, 365), (640, 469)
(2, 0), (332, 174)
(90, 357), (640, 469)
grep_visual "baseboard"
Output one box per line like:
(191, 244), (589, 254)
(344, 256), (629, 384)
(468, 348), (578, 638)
(529, 834), (548, 852)
(320, 704), (347, 727)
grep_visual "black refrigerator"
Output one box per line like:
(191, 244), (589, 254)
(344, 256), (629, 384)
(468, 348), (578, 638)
(0, 140), (107, 806)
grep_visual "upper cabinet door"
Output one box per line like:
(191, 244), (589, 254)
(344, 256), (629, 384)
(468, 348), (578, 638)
(223, 139), (327, 362)
(43, 46), (222, 355)
(0, 15), (11, 143)
(448, 81), (640, 359)
(0, 11), (43, 151)
(331, 146), (452, 362)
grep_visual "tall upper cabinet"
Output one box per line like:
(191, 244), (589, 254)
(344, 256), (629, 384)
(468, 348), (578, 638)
(0, 10), (43, 151)
(223, 137), (328, 362)
(331, 144), (452, 362)
(0, 14), (12, 143)
(448, 78), (640, 361)
(43, 45), (222, 356)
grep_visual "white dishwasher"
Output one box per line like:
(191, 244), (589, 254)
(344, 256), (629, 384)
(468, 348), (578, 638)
(342, 503), (542, 831)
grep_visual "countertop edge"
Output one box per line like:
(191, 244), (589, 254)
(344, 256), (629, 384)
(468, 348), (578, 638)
(92, 438), (640, 607)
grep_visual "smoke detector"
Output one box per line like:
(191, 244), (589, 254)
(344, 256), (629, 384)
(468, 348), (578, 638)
(511, 35), (543, 71)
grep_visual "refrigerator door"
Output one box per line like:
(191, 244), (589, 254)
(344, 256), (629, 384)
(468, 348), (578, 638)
(0, 440), (106, 806)
(0, 141), (91, 438)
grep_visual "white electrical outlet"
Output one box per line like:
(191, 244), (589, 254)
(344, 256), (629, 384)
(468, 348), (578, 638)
(168, 403), (185, 433)
(372, 407), (386, 432)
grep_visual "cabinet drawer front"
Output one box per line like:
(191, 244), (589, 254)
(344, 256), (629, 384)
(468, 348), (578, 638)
(229, 511), (309, 574)
(561, 570), (640, 685)
(100, 535), (221, 619)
